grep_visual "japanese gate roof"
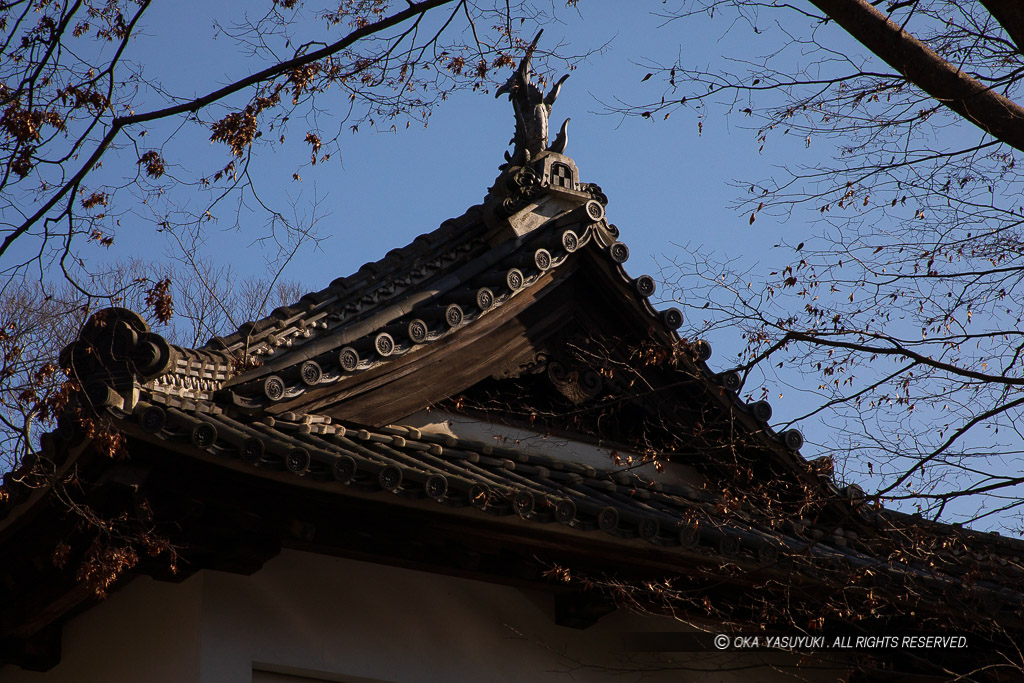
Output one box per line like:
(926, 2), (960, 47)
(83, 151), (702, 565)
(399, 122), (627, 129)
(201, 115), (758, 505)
(4, 148), (1024, 659)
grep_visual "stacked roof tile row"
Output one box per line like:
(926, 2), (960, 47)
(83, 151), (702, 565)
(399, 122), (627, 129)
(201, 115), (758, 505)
(105, 394), (1024, 621)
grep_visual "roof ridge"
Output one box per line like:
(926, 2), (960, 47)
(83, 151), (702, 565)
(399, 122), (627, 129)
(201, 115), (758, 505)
(204, 205), (486, 355)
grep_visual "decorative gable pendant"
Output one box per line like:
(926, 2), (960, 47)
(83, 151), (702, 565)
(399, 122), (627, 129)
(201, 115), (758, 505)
(547, 360), (603, 405)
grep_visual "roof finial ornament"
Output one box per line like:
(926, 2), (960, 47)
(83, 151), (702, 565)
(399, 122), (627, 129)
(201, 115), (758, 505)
(548, 117), (570, 155)
(495, 29), (570, 168)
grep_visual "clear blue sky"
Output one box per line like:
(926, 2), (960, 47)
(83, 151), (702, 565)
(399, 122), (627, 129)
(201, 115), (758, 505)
(104, 1), (818, 347)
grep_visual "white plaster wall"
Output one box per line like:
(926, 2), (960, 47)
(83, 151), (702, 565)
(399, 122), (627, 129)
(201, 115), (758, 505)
(402, 409), (706, 489)
(200, 550), (846, 683)
(1, 550), (849, 683)
(0, 573), (203, 683)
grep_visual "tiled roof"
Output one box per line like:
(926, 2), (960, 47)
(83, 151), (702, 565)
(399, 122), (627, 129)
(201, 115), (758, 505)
(5, 148), (1024, 656)
(102, 396), (1024, 621)
(54, 160), (810, 451)
(0, 150), (923, 540)
(218, 214), (610, 411)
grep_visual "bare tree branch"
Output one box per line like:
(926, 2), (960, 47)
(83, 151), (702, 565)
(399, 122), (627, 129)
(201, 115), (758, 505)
(807, 0), (1024, 151)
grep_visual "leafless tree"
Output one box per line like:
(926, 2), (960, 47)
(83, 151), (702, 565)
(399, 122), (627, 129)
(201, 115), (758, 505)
(617, 1), (1024, 529)
(0, 0), (580, 470)
(0, 261), (301, 473)
(0, 0), (558, 278)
